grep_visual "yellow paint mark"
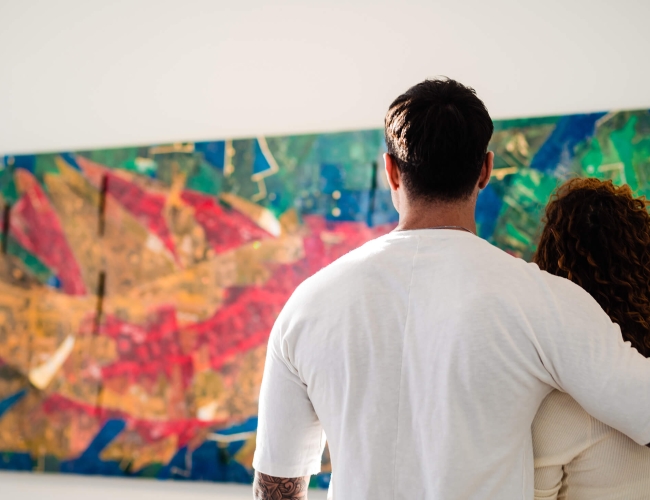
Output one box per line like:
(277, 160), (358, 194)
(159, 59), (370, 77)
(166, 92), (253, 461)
(149, 143), (194, 155)
(233, 435), (257, 469)
(491, 166), (519, 181)
(224, 139), (235, 177)
(220, 192), (282, 236)
(251, 137), (280, 201)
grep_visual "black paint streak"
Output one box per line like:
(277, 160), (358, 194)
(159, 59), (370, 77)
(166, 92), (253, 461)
(367, 161), (378, 227)
(98, 175), (108, 236)
(1, 203), (11, 254)
(93, 271), (106, 336)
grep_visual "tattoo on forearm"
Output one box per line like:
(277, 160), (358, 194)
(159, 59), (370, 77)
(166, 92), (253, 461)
(253, 472), (309, 500)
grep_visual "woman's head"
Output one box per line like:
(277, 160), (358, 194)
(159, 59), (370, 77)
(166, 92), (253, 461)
(534, 177), (650, 357)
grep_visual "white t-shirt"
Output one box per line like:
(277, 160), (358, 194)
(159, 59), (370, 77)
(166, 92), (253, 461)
(253, 230), (650, 499)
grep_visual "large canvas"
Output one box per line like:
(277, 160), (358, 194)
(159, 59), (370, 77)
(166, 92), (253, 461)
(0, 110), (649, 487)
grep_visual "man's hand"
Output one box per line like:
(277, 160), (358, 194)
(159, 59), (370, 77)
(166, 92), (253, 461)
(253, 472), (309, 499)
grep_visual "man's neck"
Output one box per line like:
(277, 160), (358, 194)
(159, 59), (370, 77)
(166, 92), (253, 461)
(395, 198), (477, 234)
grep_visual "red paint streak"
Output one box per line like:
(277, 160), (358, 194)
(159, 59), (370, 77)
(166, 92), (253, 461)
(99, 308), (194, 388)
(96, 217), (394, 388)
(10, 169), (87, 295)
(37, 213), (394, 458)
(76, 157), (178, 262)
(181, 190), (272, 253)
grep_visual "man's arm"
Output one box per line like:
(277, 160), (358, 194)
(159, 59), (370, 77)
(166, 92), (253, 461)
(251, 310), (325, 495)
(535, 274), (650, 445)
(253, 472), (309, 500)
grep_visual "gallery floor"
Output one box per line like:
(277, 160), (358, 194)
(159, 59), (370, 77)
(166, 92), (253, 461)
(0, 471), (329, 499)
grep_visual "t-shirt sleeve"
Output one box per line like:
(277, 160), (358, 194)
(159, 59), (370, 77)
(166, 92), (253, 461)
(534, 273), (650, 445)
(252, 316), (325, 478)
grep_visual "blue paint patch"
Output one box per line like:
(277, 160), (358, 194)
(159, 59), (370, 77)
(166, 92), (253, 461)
(316, 473), (331, 489)
(159, 417), (259, 483)
(158, 446), (190, 480)
(222, 417), (257, 458)
(0, 452), (32, 470)
(301, 168), (398, 225)
(59, 153), (81, 171)
(60, 419), (126, 475)
(46, 275), (62, 290)
(0, 389), (27, 418)
(252, 140), (272, 177)
(328, 190), (370, 222)
(158, 442), (253, 484)
(187, 442), (219, 481)
(530, 113), (606, 173)
(475, 185), (503, 239)
(195, 141), (226, 171)
(368, 190), (398, 227)
(320, 163), (344, 194)
(7, 155), (36, 173)
(216, 416), (258, 435)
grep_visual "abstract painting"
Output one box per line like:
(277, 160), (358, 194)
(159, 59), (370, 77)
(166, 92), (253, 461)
(0, 109), (649, 487)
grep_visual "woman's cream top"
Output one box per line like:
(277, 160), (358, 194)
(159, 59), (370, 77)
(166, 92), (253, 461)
(533, 390), (650, 499)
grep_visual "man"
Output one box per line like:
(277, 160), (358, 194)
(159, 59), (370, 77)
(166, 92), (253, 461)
(252, 79), (650, 499)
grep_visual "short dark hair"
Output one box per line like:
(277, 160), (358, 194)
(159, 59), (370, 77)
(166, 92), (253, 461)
(385, 78), (494, 202)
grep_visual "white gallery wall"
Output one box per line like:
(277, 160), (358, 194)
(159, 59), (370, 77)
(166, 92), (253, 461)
(1, 0), (650, 155)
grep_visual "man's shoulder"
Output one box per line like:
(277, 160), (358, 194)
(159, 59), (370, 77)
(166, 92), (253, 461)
(459, 238), (551, 288)
(300, 234), (393, 291)
(281, 233), (402, 313)
(461, 239), (599, 312)
(529, 263), (599, 305)
(504, 259), (611, 336)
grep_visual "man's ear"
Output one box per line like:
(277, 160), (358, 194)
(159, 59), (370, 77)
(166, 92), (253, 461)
(478, 151), (494, 190)
(384, 153), (401, 191)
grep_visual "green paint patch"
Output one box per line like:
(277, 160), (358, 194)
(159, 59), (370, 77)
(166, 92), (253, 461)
(34, 155), (60, 184)
(493, 115), (561, 133)
(0, 168), (19, 204)
(122, 157), (158, 178)
(610, 116), (638, 191)
(137, 462), (163, 478)
(79, 147), (143, 171)
(6, 237), (54, 283)
(492, 168), (558, 258)
(186, 161), (221, 194)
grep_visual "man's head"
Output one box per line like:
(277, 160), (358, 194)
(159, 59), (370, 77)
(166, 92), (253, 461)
(384, 78), (494, 211)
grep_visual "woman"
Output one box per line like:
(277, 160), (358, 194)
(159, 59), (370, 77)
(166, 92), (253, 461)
(532, 177), (650, 499)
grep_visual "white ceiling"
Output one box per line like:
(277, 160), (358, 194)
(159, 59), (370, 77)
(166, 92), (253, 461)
(1, 0), (649, 154)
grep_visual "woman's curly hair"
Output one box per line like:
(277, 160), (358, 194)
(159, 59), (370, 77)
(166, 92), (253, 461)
(533, 177), (650, 357)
